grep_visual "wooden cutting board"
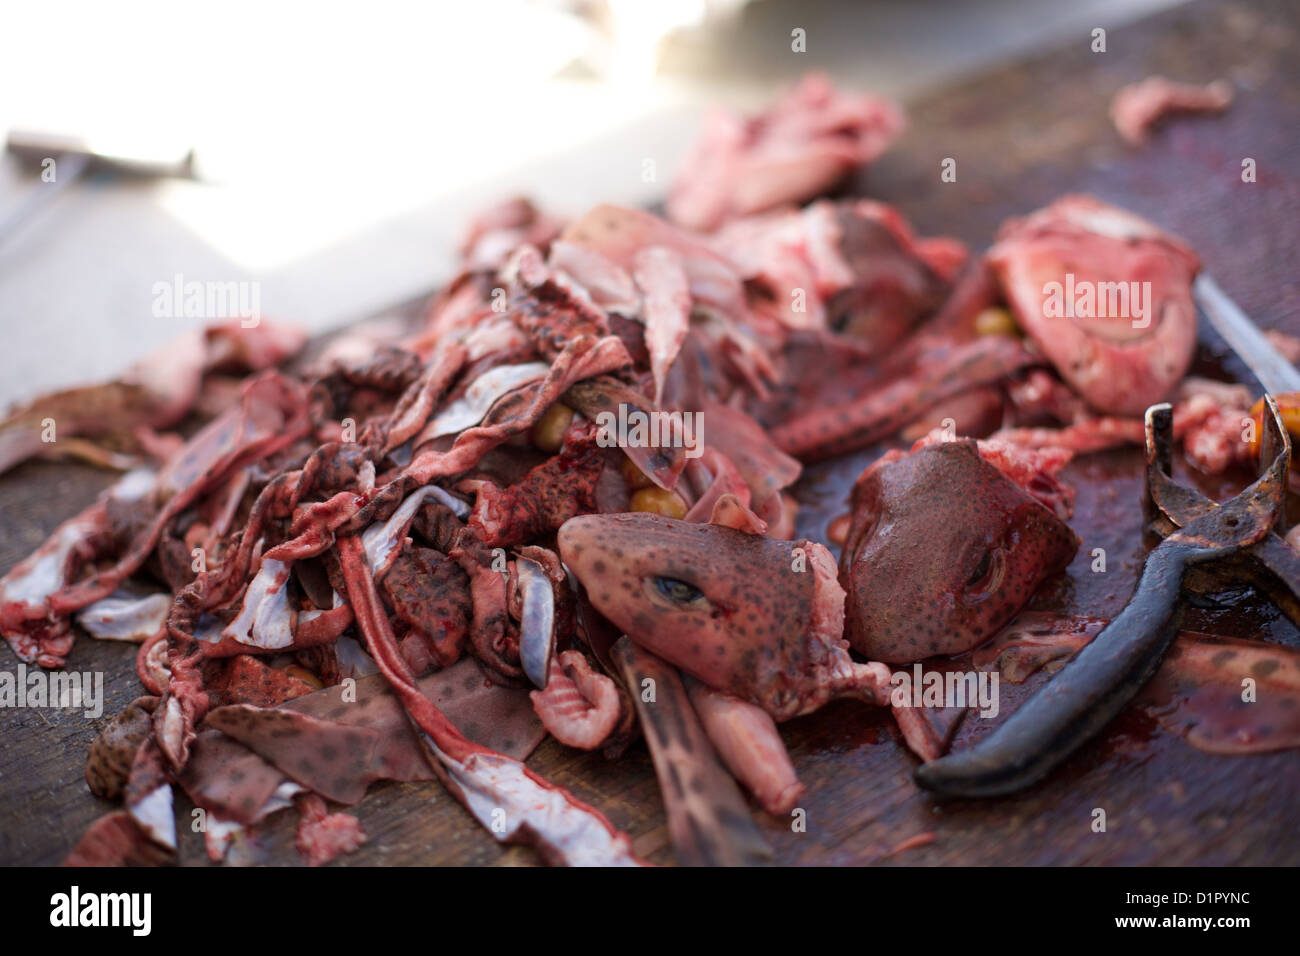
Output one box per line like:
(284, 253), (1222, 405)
(2, 0), (1298, 866)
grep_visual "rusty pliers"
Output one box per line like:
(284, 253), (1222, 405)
(914, 397), (1291, 798)
(1145, 399), (1300, 625)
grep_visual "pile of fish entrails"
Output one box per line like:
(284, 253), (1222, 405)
(1, 73), (1289, 867)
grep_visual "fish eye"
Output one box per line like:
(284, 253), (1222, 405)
(967, 552), (992, 587)
(962, 547), (1006, 605)
(652, 576), (706, 606)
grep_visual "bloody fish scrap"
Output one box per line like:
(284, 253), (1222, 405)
(1, 71), (1293, 869)
(1110, 75), (1233, 146)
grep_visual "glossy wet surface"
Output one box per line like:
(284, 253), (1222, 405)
(2, 0), (1298, 866)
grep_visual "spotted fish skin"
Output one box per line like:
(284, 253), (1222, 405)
(974, 613), (1300, 755)
(840, 440), (1079, 664)
(558, 513), (890, 721)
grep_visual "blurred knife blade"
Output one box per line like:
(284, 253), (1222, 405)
(1194, 273), (1300, 394)
(1, 129), (195, 247)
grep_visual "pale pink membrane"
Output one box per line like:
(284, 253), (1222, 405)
(530, 651), (622, 750)
(686, 679), (804, 815)
(294, 794), (366, 866)
(1111, 76), (1233, 145)
(800, 541), (892, 714)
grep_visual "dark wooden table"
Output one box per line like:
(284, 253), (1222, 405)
(2, 0), (1298, 866)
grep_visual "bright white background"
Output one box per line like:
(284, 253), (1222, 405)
(0, 0), (1183, 407)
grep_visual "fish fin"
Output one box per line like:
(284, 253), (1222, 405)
(708, 493), (767, 535)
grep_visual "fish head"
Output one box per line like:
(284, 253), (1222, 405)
(558, 513), (812, 686)
(558, 513), (836, 716)
(986, 195), (1200, 415)
(840, 440), (1079, 664)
